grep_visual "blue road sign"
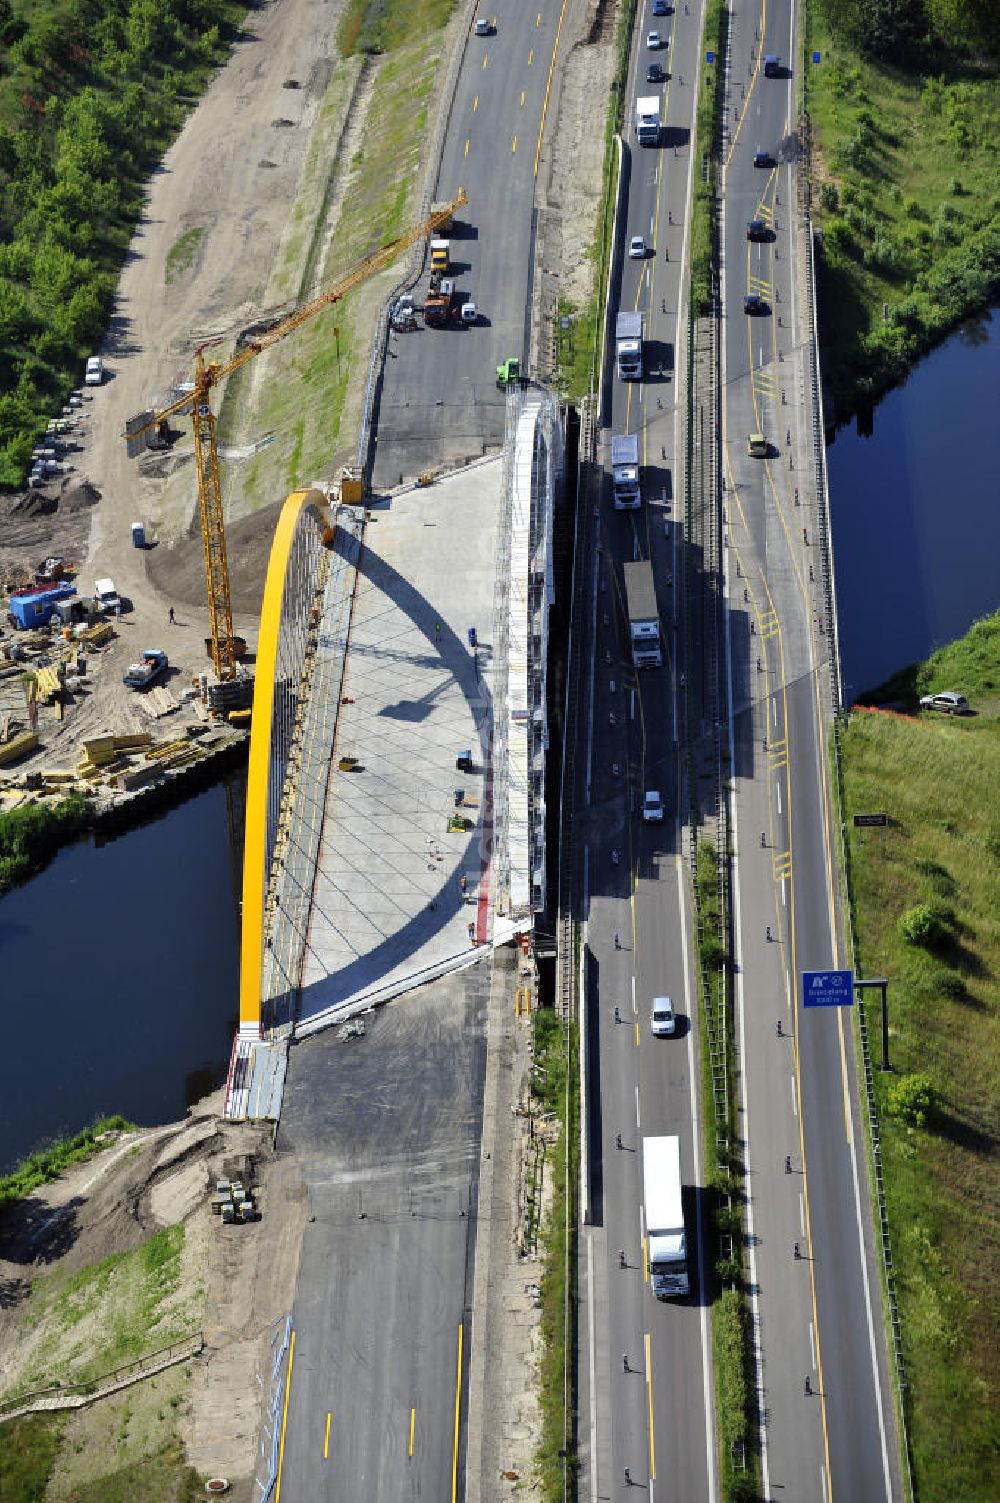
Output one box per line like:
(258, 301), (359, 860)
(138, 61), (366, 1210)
(802, 969), (854, 1007)
(813, 50), (822, 63)
(706, 50), (716, 63)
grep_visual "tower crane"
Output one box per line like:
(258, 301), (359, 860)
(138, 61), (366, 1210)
(125, 187), (468, 682)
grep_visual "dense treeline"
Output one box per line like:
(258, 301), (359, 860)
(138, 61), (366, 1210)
(0, 0), (244, 488)
(819, 0), (1000, 62)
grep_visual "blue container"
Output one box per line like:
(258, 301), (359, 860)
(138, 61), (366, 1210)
(131, 521), (146, 549)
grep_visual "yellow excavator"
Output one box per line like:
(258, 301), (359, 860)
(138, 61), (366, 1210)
(125, 188), (469, 682)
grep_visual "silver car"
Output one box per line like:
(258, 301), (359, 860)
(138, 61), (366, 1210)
(919, 691), (968, 715)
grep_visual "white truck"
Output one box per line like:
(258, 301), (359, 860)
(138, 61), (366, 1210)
(635, 95), (661, 146)
(615, 311), (643, 381)
(611, 433), (641, 510)
(623, 560), (661, 668)
(94, 577), (121, 613)
(643, 1135), (689, 1298)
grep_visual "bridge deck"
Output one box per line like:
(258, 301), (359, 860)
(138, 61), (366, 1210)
(296, 460), (502, 1028)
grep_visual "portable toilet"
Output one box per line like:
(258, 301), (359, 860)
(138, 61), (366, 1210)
(131, 521), (146, 549)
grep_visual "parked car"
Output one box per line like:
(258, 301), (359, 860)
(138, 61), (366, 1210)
(642, 790), (664, 822)
(84, 356), (103, 386)
(919, 691), (969, 715)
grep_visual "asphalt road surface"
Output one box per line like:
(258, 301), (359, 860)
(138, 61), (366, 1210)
(275, 972), (488, 1502)
(720, 1), (900, 1498)
(579, 5), (717, 1503)
(373, 3), (566, 488)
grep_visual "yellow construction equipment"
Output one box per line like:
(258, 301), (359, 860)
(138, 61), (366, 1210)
(126, 188), (469, 681)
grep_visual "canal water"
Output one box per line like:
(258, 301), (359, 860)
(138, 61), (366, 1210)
(828, 309), (1000, 700)
(0, 774), (244, 1173)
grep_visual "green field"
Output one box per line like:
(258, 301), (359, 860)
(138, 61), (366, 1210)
(839, 613), (1000, 1500)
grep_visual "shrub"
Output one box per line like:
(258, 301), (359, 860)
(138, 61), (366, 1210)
(819, 181), (840, 212)
(898, 902), (947, 949)
(886, 1072), (939, 1129)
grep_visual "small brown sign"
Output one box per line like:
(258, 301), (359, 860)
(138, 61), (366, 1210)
(853, 813), (888, 828)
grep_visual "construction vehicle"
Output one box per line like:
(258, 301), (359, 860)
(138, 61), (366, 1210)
(430, 200), (456, 233)
(424, 275), (455, 327)
(123, 649), (169, 690)
(124, 188), (469, 685)
(429, 237), (450, 274)
(497, 356), (522, 387)
(747, 432), (768, 457)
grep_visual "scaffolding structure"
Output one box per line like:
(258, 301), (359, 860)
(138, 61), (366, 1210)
(493, 385), (562, 920)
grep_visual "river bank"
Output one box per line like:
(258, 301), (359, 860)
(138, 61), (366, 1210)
(805, 3), (1000, 426)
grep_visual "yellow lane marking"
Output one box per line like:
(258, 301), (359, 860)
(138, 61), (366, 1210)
(532, 0), (568, 177)
(464, 137), (470, 157)
(520, 88), (525, 106)
(451, 1323), (464, 1503)
(645, 1333), (656, 1480)
(528, 48), (533, 64)
(635, 1020), (640, 1049)
(643, 1234), (649, 1284)
(512, 133), (517, 153)
(323, 1410), (331, 1460)
(537, 11), (541, 23)
(409, 1406), (416, 1458)
(473, 94), (479, 111)
(274, 1329), (295, 1503)
(482, 52), (489, 70)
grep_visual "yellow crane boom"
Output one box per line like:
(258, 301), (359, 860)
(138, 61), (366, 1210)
(127, 187), (468, 680)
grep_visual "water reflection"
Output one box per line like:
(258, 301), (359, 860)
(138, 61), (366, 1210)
(830, 310), (1000, 699)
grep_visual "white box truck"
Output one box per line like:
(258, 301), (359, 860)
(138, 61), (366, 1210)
(611, 433), (641, 510)
(643, 1135), (689, 1298)
(615, 311), (643, 381)
(623, 560), (661, 668)
(635, 95), (661, 146)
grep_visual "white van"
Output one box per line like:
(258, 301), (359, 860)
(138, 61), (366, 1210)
(650, 996), (676, 1037)
(94, 577), (121, 613)
(85, 356), (103, 385)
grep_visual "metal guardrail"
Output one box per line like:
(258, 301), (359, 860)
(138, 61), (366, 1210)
(255, 1315), (292, 1503)
(803, 219), (843, 715)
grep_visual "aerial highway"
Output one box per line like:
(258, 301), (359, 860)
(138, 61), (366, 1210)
(372, 2), (569, 488)
(720, 1), (900, 1498)
(575, 4), (717, 1502)
(272, 6), (572, 1501)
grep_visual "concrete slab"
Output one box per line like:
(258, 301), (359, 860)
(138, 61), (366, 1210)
(297, 460), (501, 1023)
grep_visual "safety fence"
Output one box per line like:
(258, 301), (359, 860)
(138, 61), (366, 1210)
(254, 1316), (292, 1503)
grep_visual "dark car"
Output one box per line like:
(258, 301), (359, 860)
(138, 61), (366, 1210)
(646, 61), (665, 83)
(764, 53), (780, 77)
(743, 294), (768, 315)
(746, 218), (769, 241)
(753, 149), (774, 168)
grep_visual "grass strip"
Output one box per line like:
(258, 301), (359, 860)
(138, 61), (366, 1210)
(691, 0), (726, 317)
(836, 615), (1000, 1503)
(693, 838), (758, 1501)
(0, 1413), (62, 1503)
(0, 1117), (135, 1216)
(533, 1006), (579, 1503)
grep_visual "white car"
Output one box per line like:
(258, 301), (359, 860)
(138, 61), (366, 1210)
(650, 996), (676, 1037)
(629, 235), (647, 259)
(474, 17), (493, 35)
(646, 30), (662, 49)
(919, 691), (968, 715)
(84, 356), (103, 385)
(460, 301), (478, 323)
(642, 790), (664, 821)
